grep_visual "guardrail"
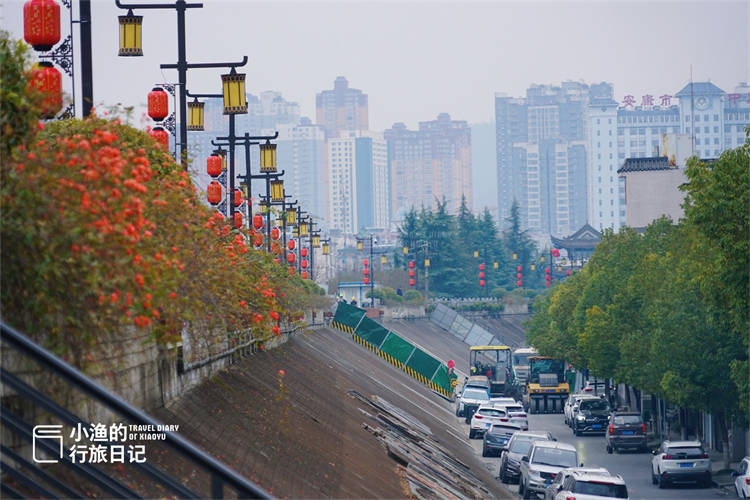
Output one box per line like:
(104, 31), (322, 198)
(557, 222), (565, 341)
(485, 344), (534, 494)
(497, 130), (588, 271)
(0, 320), (273, 499)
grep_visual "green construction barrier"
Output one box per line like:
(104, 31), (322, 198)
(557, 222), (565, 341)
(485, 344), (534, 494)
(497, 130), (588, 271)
(406, 348), (441, 381)
(380, 332), (414, 364)
(355, 317), (390, 347)
(333, 302), (365, 330)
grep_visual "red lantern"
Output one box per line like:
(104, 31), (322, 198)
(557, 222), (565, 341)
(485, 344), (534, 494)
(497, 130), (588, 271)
(207, 155), (222, 177)
(301, 271), (309, 280)
(551, 248), (560, 258)
(363, 268), (369, 276)
(287, 253), (295, 264)
(517, 273), (522, 279)
(566, 269), (571, 276)
(409, 278), (415, 286)
(233, 189), (242, 207)
(24, 0), (61, 52)
(271, 242), (282, 255)
(480, 280), (485, 287)
(147, 87), (169, 122)
(206, 181), (222, 205)
(517, 265), (522, 272)
(409, 261), (415, 269)
(149, 127), (169, 148)
(479, 263), (485, 271)
(408, 269), (415, 278)
(363, 258), (369, 267)
(301, 248), (308, 257)
(363, 276), (369, 285)
(545, 267), (550, 274)
(253, 234), (263, 247)
(288, 266), (296, 275)
(479, 271), (485, 279)
(271, 227), (280, 240)
(517, 280), (523, 287)
(287, 239), (296, 250)
(545, 281), (551, 287)
(29, 62), (61, 118)
(252, 214), (263, 229)
(274, 258), (280, 265)
(301, 259), (308, 269)
(232, 212), (243, 229)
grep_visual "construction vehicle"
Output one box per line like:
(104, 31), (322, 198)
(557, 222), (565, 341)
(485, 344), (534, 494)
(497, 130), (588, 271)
(511, 347), (538, 385)
(469, 346), (516, 398)
(522, 355), (569, 414)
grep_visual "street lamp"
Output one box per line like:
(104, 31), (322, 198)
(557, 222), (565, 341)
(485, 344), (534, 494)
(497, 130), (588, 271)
(356, 234), (375, 307)
(117, 9), (142, 56)
(187, 97), (204, 130)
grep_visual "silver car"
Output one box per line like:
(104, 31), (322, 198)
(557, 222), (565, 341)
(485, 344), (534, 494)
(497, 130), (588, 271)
(519, 440), (580, 499)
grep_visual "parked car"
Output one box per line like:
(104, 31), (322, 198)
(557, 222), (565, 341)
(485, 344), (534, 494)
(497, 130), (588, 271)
(519, 440), (581, 499)
(733, 456), (750, 498)
(572, 398), (611, 436)
(542, 467), (611, 500)
(490, 396), (518, 405)
(455, 386), (490, 421)
(606, 411), (647, 453)
(651, 440), (711, 488)
(498, 431), (554, 484)
(564, 394), (600, 426)
(552, 470), (628, 499)
(491, 402), (529, 429)
(482, 421), (524, 457)
(470, 405), (514, 439)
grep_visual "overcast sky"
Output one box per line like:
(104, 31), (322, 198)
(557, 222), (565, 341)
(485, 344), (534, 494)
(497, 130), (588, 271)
(3, 0), (749, 131)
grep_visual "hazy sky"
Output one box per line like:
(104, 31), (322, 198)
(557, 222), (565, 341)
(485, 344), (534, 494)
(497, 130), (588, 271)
(3, 1), (749, 131)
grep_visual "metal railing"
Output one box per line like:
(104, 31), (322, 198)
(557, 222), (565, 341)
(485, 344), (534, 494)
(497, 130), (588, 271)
(0, 320), (273, 499)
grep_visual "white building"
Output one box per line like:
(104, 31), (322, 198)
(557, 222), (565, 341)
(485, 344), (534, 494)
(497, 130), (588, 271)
(276, 117), (328, 227)
(328, 131), (388, 234)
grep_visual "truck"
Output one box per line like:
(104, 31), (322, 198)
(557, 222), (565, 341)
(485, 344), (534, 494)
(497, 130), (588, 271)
(469, 345), (516, 399)
(511, 347), (538, 385)
(522, 355), (569, 414)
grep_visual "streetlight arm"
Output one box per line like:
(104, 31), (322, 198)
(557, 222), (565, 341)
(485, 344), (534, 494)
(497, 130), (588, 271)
(187, 90), (222, 99)
(115, 0), (203, 9)
(161, 56), (248, 70)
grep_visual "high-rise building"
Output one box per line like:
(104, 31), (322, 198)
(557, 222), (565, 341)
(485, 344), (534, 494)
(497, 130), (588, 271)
(328, 131), (388, 233)
(276, 117), (328, 226)
(588, 81), (750, 231)
(316, 76), (368, 139)
(385, 113), (472, 223)
(495, 82), (590, 236)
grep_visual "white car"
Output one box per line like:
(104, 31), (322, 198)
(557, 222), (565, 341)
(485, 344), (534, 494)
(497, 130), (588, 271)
(734, 456), (750, 498)
(543, 467), (611, 500)
(552, 471), (628, 500)
(469, 405), (514, 439)
(651, 440), (711, 488)
(491, 402), (529, 429)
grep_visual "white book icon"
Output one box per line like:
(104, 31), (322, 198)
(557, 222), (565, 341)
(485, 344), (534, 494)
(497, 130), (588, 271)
(32, 425), (63, 463)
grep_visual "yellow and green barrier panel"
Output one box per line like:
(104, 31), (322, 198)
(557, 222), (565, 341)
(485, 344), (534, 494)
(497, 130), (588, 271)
(330, 302), (454, 398)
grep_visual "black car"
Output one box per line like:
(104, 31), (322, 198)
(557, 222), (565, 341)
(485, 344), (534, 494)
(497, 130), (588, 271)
(606, 411), (647, 453)
(482, 422), (523, 457)
(572, 398), (611, 435)
(497, 431), (554, 484)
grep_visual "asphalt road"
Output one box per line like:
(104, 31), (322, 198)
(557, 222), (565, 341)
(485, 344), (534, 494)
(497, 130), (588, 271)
(456, 411), (729, 500)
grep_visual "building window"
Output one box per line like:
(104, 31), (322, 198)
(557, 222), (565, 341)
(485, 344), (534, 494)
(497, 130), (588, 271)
(714, 138), (719, 144)
(714, 114), (719, 121)
(704, 114), (709, 121)
(695, 115), (700, 122)
(597, 118), (600, 124)
(686, 127), (691, 133)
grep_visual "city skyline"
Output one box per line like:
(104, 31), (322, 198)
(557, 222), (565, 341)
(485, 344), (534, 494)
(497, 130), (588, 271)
(2, 1), (747, 131)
